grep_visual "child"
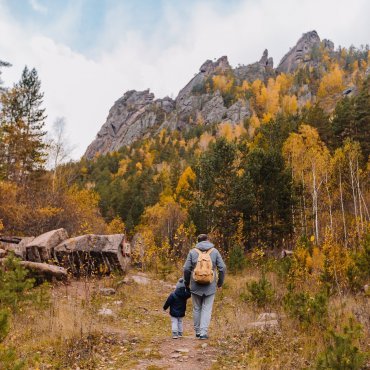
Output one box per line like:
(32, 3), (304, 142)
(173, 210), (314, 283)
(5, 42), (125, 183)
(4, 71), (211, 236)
(163, 277), (191, 339)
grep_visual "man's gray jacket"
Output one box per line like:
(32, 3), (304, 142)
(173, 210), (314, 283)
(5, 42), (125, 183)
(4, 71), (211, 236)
(183, 241), (226, 296)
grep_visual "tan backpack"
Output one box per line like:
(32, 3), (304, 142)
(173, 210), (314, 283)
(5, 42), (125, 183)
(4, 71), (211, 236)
(192, 248), (214, 285)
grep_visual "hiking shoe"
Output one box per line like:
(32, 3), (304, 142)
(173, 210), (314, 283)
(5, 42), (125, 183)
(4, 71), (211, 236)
(199, 334), (209, 340)
(172, 332), (178, 339)
(195, 333), (200, 338)
(178, 332), (183, 337)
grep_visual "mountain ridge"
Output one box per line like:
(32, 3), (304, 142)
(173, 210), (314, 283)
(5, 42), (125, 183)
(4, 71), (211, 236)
(84, 30), (345, 159)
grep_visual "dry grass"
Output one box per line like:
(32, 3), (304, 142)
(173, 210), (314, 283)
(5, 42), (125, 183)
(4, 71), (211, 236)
(4, 265), (369, 369)
(5, 273), (174, 369)
(207, 267), (369, 369)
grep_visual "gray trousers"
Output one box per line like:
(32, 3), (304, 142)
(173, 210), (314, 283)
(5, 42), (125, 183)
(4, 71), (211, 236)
(170, 316), (183, 334)
(191, 293), (215, 336)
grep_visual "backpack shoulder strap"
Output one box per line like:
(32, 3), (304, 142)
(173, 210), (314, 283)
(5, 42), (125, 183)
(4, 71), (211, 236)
(206, 248), (214, 255)
(194, 248), (202, 255)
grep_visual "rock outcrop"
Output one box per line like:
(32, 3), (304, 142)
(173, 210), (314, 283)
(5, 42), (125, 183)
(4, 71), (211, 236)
(85, 55), (253, 159)
(277, 30), (321, 73)
(85, 30), (337, 159)
(234, 49), (274, 83)
(85, 90), (175, 159)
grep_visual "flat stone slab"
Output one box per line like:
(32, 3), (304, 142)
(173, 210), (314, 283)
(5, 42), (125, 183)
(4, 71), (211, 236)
(248, 319), (279, 330)
(98, 308), (114, 316)
(131, 275), (151, 285)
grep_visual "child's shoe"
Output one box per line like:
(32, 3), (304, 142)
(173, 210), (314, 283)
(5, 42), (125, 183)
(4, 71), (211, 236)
(199, 334), (209, 340)
(178, 332), (183, 338)
(195, 332), (200, 338)
(172, 332), (178, 339)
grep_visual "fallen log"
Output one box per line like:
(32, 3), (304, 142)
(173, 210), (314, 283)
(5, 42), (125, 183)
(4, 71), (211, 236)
(0, 258), (68, 281)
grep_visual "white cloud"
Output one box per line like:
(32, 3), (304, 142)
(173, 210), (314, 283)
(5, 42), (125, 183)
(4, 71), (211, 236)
(0, 0), (369, 159)
(29, 0), (47, 14)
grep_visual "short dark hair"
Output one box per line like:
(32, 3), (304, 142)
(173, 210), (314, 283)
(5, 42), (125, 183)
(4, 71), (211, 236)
(197, 234), (208, 243)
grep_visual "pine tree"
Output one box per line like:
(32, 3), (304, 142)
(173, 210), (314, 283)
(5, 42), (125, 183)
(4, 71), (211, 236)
(192, 138), (240, 250)
(242, 147), (293, 247)
(0, 66), (47, 182)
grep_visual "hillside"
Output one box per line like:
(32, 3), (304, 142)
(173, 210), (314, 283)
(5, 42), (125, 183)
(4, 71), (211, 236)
(78, 31), (370, 254)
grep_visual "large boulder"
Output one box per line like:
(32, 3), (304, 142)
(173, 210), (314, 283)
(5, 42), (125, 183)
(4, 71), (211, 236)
(54, 234), (131, 276)
(25, 228), (68, 263)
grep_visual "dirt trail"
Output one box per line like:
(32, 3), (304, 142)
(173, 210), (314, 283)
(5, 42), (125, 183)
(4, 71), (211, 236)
(54, 274), (220, 369)
(134, 318), (218, 370)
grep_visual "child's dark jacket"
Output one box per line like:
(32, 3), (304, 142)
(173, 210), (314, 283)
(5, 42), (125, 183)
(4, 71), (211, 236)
(163, 284), (191, 318)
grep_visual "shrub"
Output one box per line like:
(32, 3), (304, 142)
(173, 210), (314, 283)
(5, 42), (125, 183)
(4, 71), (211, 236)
(0, 309), (24, 369)
(0, 254), (35, 311)
(0, 255), (36, 369)
(0, 346), (24, 370)
(228, 244), (246, 273)
(316, 318), (367, 370)
(283, 289), (328, 327)
(241, 272), (275, 307)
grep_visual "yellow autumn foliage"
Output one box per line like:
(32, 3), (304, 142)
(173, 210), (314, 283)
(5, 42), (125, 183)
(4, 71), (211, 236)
(321, 230), (353, 287)
(212, 74), (234, 93)
(107, 216), (125, 234)
(117, 158), (130, 177)
(218, 122), (234, 141)
(175, 166), (196, 207)
(248, 114), (261, 138)
(317, 65), (344, 99)
(282, 95), (298, 115)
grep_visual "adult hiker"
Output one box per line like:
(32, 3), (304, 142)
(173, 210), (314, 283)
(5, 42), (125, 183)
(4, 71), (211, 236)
(183, 234), (226, 340)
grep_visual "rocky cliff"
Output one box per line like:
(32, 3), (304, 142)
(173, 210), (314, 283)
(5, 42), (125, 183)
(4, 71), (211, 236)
(85, 30), (334, 159)
(84, 90), (175, 159)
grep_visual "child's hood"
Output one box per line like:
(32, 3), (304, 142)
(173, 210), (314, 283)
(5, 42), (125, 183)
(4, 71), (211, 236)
(174, 286), (189, 298)
(176, 278), (185, 289)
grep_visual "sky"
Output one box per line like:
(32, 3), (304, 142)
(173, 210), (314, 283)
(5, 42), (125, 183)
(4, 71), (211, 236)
(0, 0), (369, 159)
